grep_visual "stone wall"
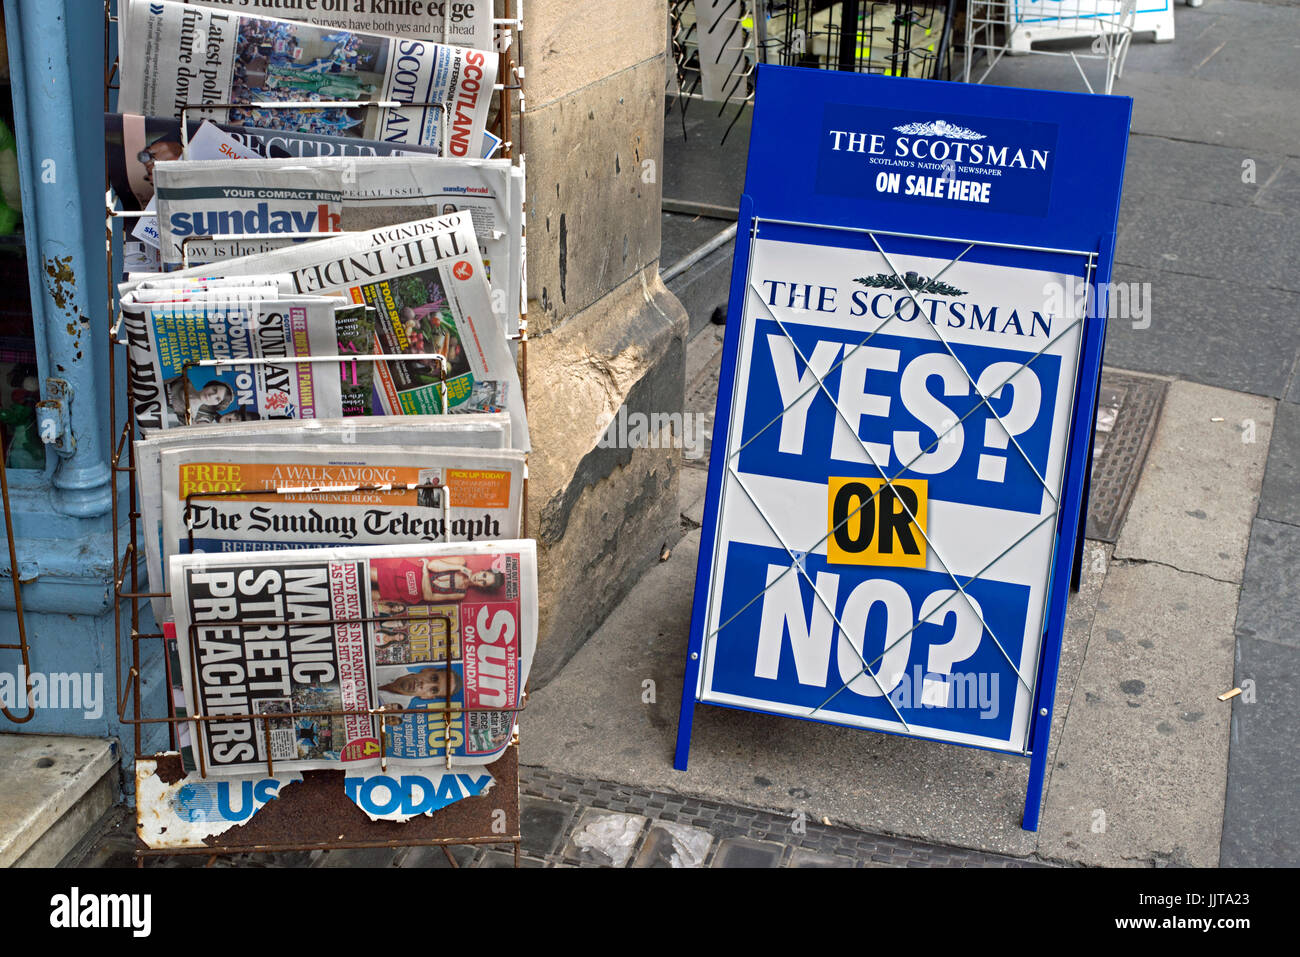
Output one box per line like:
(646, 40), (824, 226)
(522, 1), (689, 684)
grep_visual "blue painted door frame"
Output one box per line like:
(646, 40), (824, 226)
(0, 0), (164, 766)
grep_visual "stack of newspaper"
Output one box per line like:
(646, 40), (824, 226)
(111, 1), (534, 785)
(118, 0), (498, 154)
(120, 212), (533, 775)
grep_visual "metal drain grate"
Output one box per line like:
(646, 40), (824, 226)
(1086, 370), (1167, 542)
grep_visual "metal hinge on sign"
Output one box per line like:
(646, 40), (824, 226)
(36, 378), (76, 457)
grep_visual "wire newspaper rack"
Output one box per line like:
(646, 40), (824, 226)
(103, 0), (530, 866)
(668, 0), (958, 141)
(666, 0), (959, 212)
(0, 451), (35, 723)
(963, 0), (1139, 94)
(757, 0), (957, 78)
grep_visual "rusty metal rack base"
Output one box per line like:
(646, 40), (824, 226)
(103, 0), (529, 868)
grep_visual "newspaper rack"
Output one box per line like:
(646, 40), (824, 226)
(104, 0), (531, 866)
(0, 452), (36, 723)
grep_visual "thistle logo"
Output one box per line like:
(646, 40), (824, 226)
(892, 120), (986, 140)
(855, 272), (967, 298)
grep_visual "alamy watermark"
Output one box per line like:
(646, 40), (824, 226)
(1043, 275), (1153, 330)
(0, 668), (103, 720)
(50, 888), (150, 937)
(597, 407), (708, 460)
(877, 666), (1001, 719)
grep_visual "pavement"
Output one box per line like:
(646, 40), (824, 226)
(65, 1), (1298, 868)
(520, 0), (1297, 868)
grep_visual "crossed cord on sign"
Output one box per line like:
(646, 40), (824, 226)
(702, 224), (1096, 738)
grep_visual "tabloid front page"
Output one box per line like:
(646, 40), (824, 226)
(170, 540), (536, 774)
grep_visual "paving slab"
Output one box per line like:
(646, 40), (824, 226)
(664, 211), (736, 339)
(712, 836), (785, 868)
(662, 103), (751, 212)
(1118, 194), (1298, 295)
(1104, 1), (1300, 92)
(1221, 634), (1300, 867)
(662, 211), (731, 267)
(1037, 562), (1238, 867)
(1257, 402), (1300, 527)
(1114, 380), (1274, 581)
(632, 820), (713, 867)
(1038, 541), (1112, 822)
(679, 462), (709, 529)
(1234, 518), (1300, 652)
(1172, 3), (1300, 93)
(1101, 265), (1300, 401)
(1255, 159), (1300, 217)
(1121, 134), (1287, 212)
(0, 735), (118, 868)
(1120, 69), (1300, 156)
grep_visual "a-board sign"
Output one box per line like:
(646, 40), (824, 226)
(675, 65), (1131, 830)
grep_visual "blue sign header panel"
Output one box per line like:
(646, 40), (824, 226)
(743, 66), (1130, 251)
(678, 67), (1130, 767)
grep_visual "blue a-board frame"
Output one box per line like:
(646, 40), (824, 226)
(673, 65), (1132, 831)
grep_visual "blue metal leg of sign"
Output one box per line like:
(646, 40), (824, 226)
(1021, 233), (1118, 831)
(673, 696), (696, 771)
(674, 199), (760, 773)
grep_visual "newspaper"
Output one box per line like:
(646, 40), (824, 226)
(119, 0), (498, 154)
(136, 413), (513, 624)
(108, 113), (442, 212)
(159, 442), (524, 609)
(148, 211), (530, 448)
(121, 0), (495, 51)
(177, 154), (522, 334)
(120, 288), (365, 431)
(136, 747), (496, 834)
(130, 121), (263, 254)
(126, 274), (293, 296)
(153, 160), (345, 266)
(170, 539), (536, 774)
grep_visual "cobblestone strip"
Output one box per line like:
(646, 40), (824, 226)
(514, 766), (1051, 869)
(69, 768), (1055, 868)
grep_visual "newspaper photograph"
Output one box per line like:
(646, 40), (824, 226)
(170, 539), (536, 775)
(128, 120), (265, 256)
(153, 211), (530, 448)
(121, 0), (495, 52)
(153, 159), (345, 266)
(107, 113), (444, 212)
(136, 413), (513, 623)
(119, 0), (498, 154)
(120, 289), (364, 431)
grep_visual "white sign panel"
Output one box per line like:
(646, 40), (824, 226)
(694, 232), (1087, 752)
